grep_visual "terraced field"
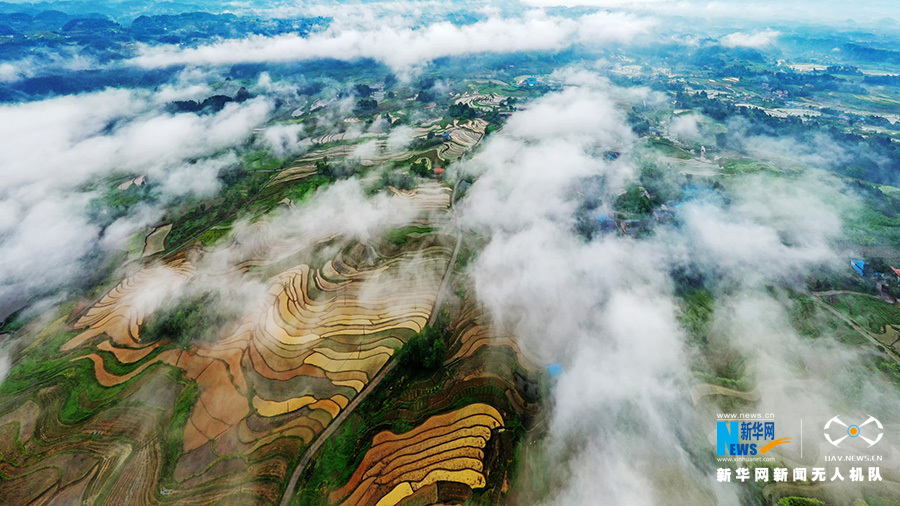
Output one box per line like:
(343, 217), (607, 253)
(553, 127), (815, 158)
(287, 139), (414, 169)
(271, 164), (318, 185)
(389, 182), (452, 218)
(438, 120), (488, 162)
(330, 404), (504, 506)
(454, 93), (505, 111)
(296, 290), (538, 506)
(445, 296), (531, 366)
(63, 258), (196, 350)
(0, 181), (457, 503)
(0, 104), (508, 504)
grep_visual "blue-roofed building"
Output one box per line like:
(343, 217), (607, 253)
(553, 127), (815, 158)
(851, 259), (866, 276)
(595, 214), (617, 233)
(545, 363), (563, 377)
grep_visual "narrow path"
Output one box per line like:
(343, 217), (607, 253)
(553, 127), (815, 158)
(812, 290), (881, 298)
(430, 174), (463, 327)
(813, 289), (897, 305)
(278, 174), (464, 506)
(813, 290), (884, 300)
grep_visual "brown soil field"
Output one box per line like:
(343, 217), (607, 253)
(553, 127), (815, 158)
(143, 223), (173, 257)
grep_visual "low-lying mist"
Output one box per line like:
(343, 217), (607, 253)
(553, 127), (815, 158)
(456, 69), (900, 504)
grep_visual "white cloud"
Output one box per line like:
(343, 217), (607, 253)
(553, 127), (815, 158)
(668, 113), (703, 142)
(262, 123), (311, 157)
(0, 88), (273, 316)
(386, 125), (415, 153)
(456, 65), (893, 503)
(721, 29), (780, 48)
(0, 62), (32, 83)
(521, 0), (897, 25)
(128, 11), (655, 72)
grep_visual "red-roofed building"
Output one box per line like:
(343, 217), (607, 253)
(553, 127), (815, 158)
(433, 167), (445, 178)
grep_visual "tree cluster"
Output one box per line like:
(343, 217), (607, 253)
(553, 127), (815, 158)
(396, 325), (447, 372)
(141, 292), (235, 348)
(409, 159), (430, 177)
(355, 98), (378, 113)
(448, 102), (476, 120)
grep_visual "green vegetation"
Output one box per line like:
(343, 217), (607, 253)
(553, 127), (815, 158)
(843, 182), (900, 248)
(876, 358), (900, 388)
(164, 167), (270, 249)
(384, 225), (434, 246)
(615, 184), (657, 215)
(294, 309), (521, 505)
(720, 158), (776, 175)
(787, 293), (866, 345)
(163, 148), (336, 250)
(777, 497), (826, 506)
(294, 413), (371, 506)
(249, 174), (331, 215)
(380, 170), (415, 190)
(244, 150), (285, 172)
(448, 102), (477, 120)
(827, 294), (900, 334)
(679, 289), (714, 346)
(355, 98), (377, 113)
(409, 131), (444, 151)
(396, 325), (447, 372)
(0, 307), (37, 334)
(198, 227), (231, 246)
(160, 377), (200, 486)
(353, 84), (373, 97)
(648, 136), (692, 159)
(0, 329), (174, 425)
(0, 330), (78, 397)
(86, 179), (155, 227)
(141, 291), (236, 348)
(409, 158), (431, 177)
(692, 368), (751, 392)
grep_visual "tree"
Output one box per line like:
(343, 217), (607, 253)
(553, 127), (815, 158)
(627, 111), (650, 136)
(355, 98), (377, 113)
(616, 184), (654, 215)
(396, 325), (446, 372)
(776, 498), (825, 506)
(409, 160), (430, 177)
(315, 156), (330, 174)
(353, 83), (373, 97)
(141, 292), (234, 348)
(448, 102), (476, 120)
(715, 133), (728, 149)
(382, 171), (415, 190)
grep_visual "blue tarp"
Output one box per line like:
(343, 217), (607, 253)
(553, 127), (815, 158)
(851, 259), (866, 276)
(545, 363), (563, 376)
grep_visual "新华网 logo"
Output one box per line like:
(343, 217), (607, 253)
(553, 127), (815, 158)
(717, 420), (791, 456)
